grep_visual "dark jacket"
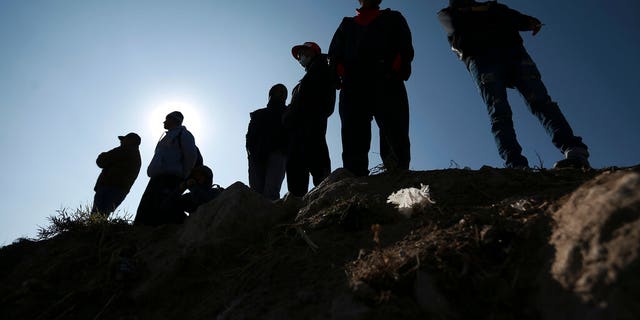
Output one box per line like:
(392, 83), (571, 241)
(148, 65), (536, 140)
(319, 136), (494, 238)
(246, 101), (288, 159)
(329, 8), (414, 81)
(438, 1), (539, 61)
(283, 54), (336, 129)
(94, 146), (141, 192)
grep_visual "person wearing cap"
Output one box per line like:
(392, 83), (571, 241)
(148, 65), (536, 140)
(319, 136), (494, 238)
(91, 132), (142, 217)
(134, 111), (199, 226)
(283, 41), (336, 196)
(438, 1), (590, 169)
(328, 0), (414, 177)
(246, 84), (289, 200)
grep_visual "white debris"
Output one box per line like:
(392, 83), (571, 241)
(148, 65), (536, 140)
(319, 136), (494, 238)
(387, 184), (436, 218)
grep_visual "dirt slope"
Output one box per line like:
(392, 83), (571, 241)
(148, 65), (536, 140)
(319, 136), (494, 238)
(1, 166), (638, 320)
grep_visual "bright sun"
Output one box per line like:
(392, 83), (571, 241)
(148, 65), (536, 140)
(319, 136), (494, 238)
(147, 100), (208, 144)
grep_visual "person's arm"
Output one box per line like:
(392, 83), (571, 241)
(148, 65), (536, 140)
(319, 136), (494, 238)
(328, 18), (348, 89)
(96, 148), (120, 168)
(246, 112), (257, 156)
(501, 4), (543, 35)
(180, 130), (198, 178)
(392, 11), (414, 80)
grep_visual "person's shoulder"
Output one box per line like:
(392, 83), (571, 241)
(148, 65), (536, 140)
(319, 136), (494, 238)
(250, 107), (269, 118)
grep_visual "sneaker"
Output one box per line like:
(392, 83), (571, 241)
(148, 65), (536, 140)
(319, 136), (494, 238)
(554, 147), (591, 169)
(553, 157), (591, 169)
(505, 154), (530, 169)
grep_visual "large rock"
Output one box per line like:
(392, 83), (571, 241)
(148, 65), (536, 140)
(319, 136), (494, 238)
(549, 170), (640, 319)
(180, 182), (288, 248)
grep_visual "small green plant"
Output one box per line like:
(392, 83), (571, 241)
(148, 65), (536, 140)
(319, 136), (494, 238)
(37, 206), (132, 240)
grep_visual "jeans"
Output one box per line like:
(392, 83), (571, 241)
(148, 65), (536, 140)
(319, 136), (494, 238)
(467, 47), (587, 167)
(92, 186), (128, 217)
(249, 152), (287, 200)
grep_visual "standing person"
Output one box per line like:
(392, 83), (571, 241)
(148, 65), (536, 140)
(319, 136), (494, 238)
(246, 84), (289, 200)
(328, 0), (414, 177)
(438, 0), (590, 169)
(91, 132), (142, 217)
(284, 41), (336, 197)
(134, 111), (199, 226)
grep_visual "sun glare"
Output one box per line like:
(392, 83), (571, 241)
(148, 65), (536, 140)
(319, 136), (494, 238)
(147, 100), (208, 144)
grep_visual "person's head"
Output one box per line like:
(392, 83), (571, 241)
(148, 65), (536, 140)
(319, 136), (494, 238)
(190, 165), (213, 187)
(291, 42), (321, 69)
(268, 84), (288, 104)
(164, 111), (184, 130)
(359, 0), (381, 9)
(449, 0), (475, 8)
(118, 132), (141, 148)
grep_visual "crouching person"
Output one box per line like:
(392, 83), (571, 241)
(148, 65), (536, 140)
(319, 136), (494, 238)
(162, 165), (224, 223)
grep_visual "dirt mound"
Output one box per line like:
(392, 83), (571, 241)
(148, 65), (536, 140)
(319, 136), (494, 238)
(1, 166), (638, 319)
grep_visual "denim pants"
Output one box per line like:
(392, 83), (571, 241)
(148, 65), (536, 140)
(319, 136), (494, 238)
(467, 47), (587, 167)
(249, 152), (287, 200)
(92, 186), (128, 217)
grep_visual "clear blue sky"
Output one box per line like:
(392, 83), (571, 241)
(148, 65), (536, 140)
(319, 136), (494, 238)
(1, 0), (638, 245)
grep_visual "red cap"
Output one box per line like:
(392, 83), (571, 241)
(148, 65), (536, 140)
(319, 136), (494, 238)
(291, 42), (321, 59)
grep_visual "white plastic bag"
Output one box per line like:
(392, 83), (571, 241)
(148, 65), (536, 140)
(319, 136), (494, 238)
(387, 184), (436, 217)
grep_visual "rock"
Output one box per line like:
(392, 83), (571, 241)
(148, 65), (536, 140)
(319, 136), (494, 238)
(414, 271), (453, 317)
(180, 182), (288, 248)
(549, 170), (640, 319)
(330, 294), (370, 320)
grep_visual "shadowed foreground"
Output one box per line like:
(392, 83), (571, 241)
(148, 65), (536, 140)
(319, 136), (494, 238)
(1, 165), (639, 319)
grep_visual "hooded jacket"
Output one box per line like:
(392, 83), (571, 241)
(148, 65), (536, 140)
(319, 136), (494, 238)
(246, 100), (289, 159)
(147, 126), (198, 179)
(329, 7), (414, 81)
(283, 54), (336, 129)
(438, 1), (539, 61)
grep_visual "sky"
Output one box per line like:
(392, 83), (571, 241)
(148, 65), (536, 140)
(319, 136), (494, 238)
(1, 0), (639, 246)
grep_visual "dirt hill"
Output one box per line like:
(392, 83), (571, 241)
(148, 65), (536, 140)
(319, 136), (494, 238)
(1, 166), (639, 320)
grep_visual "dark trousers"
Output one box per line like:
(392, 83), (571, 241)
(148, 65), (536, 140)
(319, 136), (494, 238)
(339, 76), (411, 176)
(248, 152), (287, 200)
(91, 186), (128, 217)
(134, 174), (183, 226)
(467, 47), (588, 167)
(287, 120), (331, 197)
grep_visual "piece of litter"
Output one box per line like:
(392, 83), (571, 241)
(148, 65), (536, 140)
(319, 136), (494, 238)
(387, 184), (436, 218)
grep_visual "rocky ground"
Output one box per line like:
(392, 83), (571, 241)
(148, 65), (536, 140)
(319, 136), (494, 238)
(1, 165), (639, 319)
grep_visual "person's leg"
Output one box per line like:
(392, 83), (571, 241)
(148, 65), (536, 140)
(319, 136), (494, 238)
(286, 135), (310, 197)
(134, 178), (161, 225)
(468, 56), (528, 168)
(248, 156), (266, 196)
(374, 80), (411, 171)
(308, 120), (331, 187)
(339, 86), (373, 176)
(512, 50), (589, 168)
(263, 152), (287, 200)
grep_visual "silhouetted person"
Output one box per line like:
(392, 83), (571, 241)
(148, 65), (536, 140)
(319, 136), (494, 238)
(91, 132), (142, 217)
(328, 0), (414, 177)
(284, 42), (335, 197)
(246, 84), (289, 200)
(438, 0), (590, 169)
(163, 165), (224, 223)
(134, 111), (199, 226)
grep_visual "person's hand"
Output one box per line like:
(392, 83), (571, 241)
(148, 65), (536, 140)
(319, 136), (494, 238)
(530, 18), (543, 36)
(532, 23), (542, 36)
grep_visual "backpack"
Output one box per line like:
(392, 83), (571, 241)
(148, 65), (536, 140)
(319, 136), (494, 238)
(177, 129), (204, 168)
